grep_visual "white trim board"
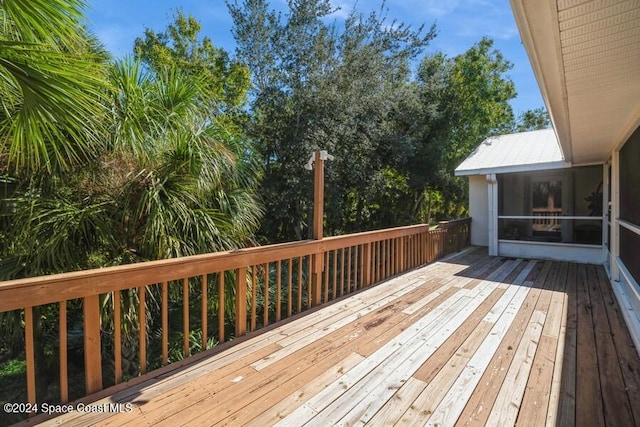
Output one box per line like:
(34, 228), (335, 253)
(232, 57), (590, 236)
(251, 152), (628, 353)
(612, 258), (640, 358)
(498, 240), (604, 264)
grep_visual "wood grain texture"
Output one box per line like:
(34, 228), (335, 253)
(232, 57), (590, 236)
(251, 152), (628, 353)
(27, 249), (640, 427)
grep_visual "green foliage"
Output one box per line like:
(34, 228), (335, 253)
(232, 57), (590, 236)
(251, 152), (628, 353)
(0, 0), (108, 174)
(409, 37), (518, 217)
(134, 9), (250, 112)
(229, 0), (435, 240)
(515, 107), (550, 132)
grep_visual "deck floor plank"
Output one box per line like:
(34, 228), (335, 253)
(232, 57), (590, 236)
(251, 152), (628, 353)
(32, 247), (640, 427)
(575, 264), (606, 427)
(587, 264), (636, 426)
(517, 261), (568, 426)
(556, 262), (578, 426)
(595, 265), (640, 425)
(453, 261), (552, 427)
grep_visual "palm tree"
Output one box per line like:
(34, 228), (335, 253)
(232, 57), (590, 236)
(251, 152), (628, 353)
(107, 59), (263, 260)
(0, 0), (106, 174)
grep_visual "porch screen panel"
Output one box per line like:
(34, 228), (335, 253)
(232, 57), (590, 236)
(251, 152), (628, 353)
(620, 125), (640, 224)
(619, 125), (640, 282)
(620, 227), (640, 285)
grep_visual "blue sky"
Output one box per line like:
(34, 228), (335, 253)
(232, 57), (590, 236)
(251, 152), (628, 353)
(85, 0), (544, 116)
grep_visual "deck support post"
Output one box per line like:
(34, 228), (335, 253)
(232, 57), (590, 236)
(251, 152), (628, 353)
(235, 268), (247, 336)
(487, 173), (499, 256)
(311, 150), (327, 306)
(83, 294), (102, 394)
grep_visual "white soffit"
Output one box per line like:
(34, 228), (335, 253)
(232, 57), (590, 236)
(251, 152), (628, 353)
(511, 0), (640, 164)
(455, 129), (570, 176)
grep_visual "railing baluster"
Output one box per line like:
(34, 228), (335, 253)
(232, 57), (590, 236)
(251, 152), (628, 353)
(251, 266), (257, 331)
(388, 239), (392, 276)
(219, 273), (225, 343)
(264, 263), (269, 326)
(340, 248), (345, 296)
(202, 274), (207, 350)
(306, 256), (312, 308)
(138, 287), (146, 375)
(162, 282), (168, 366)
(297, 256), (303, 313)
(383, 240), (387, 279)
(373, 241), (378, 283)
(59, 300), (68, 403)
(276, 260), (282, 322)
(287, 259), (293, 317)
(183, 278), (190, 357)
(346, 246), (352, 293)
(113, 291), (122, 383)
(332, 250), (338, 299)
(324, 251), (329, 302)
(353, 245), (359, 290)
(24, 306), (36, 407)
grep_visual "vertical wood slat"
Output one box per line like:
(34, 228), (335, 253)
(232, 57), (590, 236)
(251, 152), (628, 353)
(183, 278), (190, 358)
(264, 263), (269, 326)
(353, 245), (359, 290)
(138, 287), (146, 375)
(113, 291), (122, 384)
(24, 306), (36, 406)
(376, 241), (380, 283)
(235, 267), (247, 337)
(201, 274), (207, 350)
(399, 236), (404, 272)
(363, 243), (371, 287)
(346, 247), (352, 293)
(251, 266), (257, 331)
(59, 301), (68, 403)
(386, 239), (390, 277)
(324, 252), (329, 302)
(307, 256), (313, 308)
(340, 248), (345, 296)
(332, 251), (338, 299)
(218, 273), (225, 343)
(83, 294), (103, 393)
(382, 240), (387, 280)
(387, 239), (392, 277)
(287, 259), (293, 317)
(297, 256), (303, 313)
(377, 241), (382, 280)
(276, 261), (282, 322)
(162, 282), (168, 366)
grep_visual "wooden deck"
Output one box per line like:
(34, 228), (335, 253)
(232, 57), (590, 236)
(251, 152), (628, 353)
(36, 247), (640, 426)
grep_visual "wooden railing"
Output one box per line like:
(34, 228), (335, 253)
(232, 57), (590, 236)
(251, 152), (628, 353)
(0, 218), (470, 410)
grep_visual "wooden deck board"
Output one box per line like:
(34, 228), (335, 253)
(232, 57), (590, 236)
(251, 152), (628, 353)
(35, 247), (640, 427)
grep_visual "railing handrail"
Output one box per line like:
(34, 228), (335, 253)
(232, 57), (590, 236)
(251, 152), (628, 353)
(0, 221), (459, 312)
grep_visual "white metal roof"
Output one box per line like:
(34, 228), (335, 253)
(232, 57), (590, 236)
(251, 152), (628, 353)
(454, 128), (570, 176)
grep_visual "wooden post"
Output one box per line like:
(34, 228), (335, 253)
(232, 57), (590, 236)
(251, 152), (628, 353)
(311, 151), (325, 307)
(235, 268), (247, 336)
(363, 242), (371, 286)
(83, 294), (102, 394)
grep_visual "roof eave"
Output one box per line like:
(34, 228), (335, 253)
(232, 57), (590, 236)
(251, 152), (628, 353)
(455, 160), (572, 177)
(509, 0), (573, 162)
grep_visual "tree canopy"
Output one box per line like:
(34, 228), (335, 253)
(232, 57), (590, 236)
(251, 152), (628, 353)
(0, 0), (550, 271)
